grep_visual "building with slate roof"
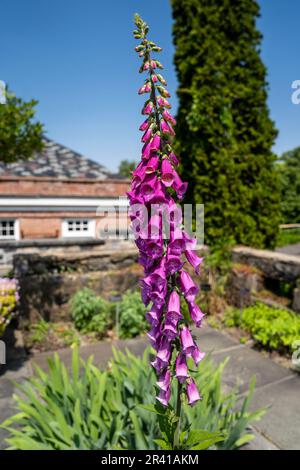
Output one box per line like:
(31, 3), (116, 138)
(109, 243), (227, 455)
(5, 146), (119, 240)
(0, 138), (130, 241)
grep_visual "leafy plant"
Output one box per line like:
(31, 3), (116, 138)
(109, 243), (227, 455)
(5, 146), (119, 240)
(70, 288), (112, 336)
(118, 291), (147, 339)
(1, 348), (265, 450)
(224, 302), (300, 353)
(26, 320), (80, 351)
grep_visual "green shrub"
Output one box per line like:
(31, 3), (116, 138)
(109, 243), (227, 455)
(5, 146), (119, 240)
(1, 348), (264, 450)
(118, 291), (147, 339)
(224, 302), (300, 353)
(70, 288), (112, 336)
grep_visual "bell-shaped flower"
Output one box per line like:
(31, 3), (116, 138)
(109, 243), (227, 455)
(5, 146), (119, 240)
(188, 300), (205, 327)
(156, 387), (171, 407)
(192, 346), (206, 366)
(180, 325), (196, 355)
(156, 368), (171, 391)
(161, 159), (175, 187)
(179, 270), (199, 301)
(167, 291), (182, 321)
(185, 250), (203, 275)
(175, 353), (189, 383)
(187, 379), (201, 406)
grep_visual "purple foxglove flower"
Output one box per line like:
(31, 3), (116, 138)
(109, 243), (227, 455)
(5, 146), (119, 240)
(188, 300), (205, 327)
(157, 337), (172, 366)
(132, 17), (206, 409)
(187, 379), (201, 406)
(132, 162), (146, 187)
(146, 303), (162, 327)
(138, 84), (146, 95)
(161, 159), (175, 187)
(148, 214), (162, 240)
(164, 317), (179, 340)
(180, 326), (196, 355)
(150, 134), (161, 152)
(138, 82), (151, 95)
(126, 189), (143, 205)
(175, 354), (189, 383)
(151, 357), (166, 373)
(172, 172), (188, 200)
(168, 228), (185, 256)
(141, 127), (153, 143)
(144, 82), (151, 92)
(166, 254), (184, 275)
(147, 324), (163, 350)
(142, 141), (152, 160)
(141, 284), (151, 306)
(169, 151), (179, 166)
(185, 250), (203, 275)
(143, 258), (166, 290)
(156, 387), (171, 407)
(145, 155), (159, 173)
(162, 109), (176, 126)
(192, 347), (206, 366)
(182, 231), (197, 250)
(140, 173), (158, 199)
(157, 368), (171, 391)
(139, 119), (150, 131)
(139, 253), (155, 272)
(179, 270), (199, 301)
(167, 290), (182, 321)
(161, 119), (172, 134)
(145, 241), (164, 259)
(147, 180), (169, 204)
(142, 101), (153, 115)
(157, 96), (171, 109)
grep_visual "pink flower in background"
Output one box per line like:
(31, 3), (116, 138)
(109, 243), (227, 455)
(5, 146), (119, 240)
(131, 15), (204, 408)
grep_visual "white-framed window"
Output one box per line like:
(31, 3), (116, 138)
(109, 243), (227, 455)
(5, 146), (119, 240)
(61, 219), (95, 238)
(0, 219), (19, 240)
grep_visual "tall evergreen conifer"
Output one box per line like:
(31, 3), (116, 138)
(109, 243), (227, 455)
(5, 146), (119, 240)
(171, 0), (280, 248)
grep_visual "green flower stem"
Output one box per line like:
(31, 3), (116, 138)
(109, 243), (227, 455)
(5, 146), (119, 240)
(173, 380), (182, 449)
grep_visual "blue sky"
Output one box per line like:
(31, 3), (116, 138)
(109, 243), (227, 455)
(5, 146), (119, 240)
(1, 0), (300, 171)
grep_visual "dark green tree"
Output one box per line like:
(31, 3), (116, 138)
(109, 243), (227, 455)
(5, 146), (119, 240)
(171, 0), (280, 248)
(118, 159), (136, 178)
(0, 89), (43, 163)
(279, 148), (300, 223)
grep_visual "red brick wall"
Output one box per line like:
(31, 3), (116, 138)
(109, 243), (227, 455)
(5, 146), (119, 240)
(0, 177), (130, 197)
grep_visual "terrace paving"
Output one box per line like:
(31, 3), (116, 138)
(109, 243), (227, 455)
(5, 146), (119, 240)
(0, 326), (299, 450)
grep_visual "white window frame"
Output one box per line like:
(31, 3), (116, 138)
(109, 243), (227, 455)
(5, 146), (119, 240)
(0, 219), (20, 241)
(61, 219), (95, 238)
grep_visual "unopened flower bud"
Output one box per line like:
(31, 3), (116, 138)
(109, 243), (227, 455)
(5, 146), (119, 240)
(157, 74), (167, 86)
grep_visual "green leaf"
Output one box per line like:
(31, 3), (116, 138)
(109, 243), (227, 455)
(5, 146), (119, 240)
(154, 439), (172, 450)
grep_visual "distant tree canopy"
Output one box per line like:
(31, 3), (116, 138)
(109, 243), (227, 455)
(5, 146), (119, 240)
(171, 0), (280, 248)
(118, 159), (136, 178)
(0, 90), (44, 163)
(279, 147), (300, 223)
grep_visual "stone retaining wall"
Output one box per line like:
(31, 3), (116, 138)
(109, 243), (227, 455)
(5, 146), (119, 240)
(14, 247), (142, 323)
(231, 246), (300, 313)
